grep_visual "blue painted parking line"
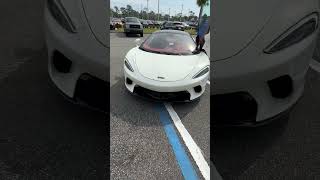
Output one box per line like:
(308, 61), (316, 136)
(156, 103), (199, 180)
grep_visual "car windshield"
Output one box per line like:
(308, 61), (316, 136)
(126, 17), (139, 23)
(174, 22), (182, 25)
(140, 32), (197, 55)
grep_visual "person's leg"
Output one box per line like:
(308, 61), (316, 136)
(196, 36), (200, 50)
(200, 37), (205, 50)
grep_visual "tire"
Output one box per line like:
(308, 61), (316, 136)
(125, 32), (128, 37)
(140, 33), (143, 37)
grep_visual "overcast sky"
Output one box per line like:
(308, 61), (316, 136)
(110, 0), (202, 16)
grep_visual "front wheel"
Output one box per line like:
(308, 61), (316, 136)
(140, 33), (143, 37)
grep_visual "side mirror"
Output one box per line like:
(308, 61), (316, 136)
(135, 38), (141, 47)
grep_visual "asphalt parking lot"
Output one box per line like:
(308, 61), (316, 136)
(110, 32), (210, 179)
(212, 35), (320, 179)
(0, 1), (108, 179)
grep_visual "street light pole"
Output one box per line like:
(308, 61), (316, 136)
(180, 4), (183, 21)
(140, 4), (142, 19)
(147, 0), (149, 20)
(158, 0), (160, 21)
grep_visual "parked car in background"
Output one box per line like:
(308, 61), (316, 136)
(182, 22), (190, 29)
(110, 21), (115, 30)
(146, 20), (154, 28)
(140, 19), (149, 28)
(187, 21), (197, 29)
(161, 21), (185, 31)
(112, 18), (123, 28)
(124, 17), (143, 37)
(153, 20), (160, 28)
(159, 21), (165, 26)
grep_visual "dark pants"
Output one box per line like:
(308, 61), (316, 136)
(196, 35), (205, 50)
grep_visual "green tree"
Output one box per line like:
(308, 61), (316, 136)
(110, 8), (114, 17)
(114, 6), (119, 17)
(196, 0), (209, 27)
(126, 5), (133, 17)
(120, 7), (126, 17)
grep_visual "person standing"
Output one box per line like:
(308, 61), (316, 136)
(196, 15), (210, 52)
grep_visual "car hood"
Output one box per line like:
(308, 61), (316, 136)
(81, 0), (107, 47)
(212, 0), (279, 61)
(134, 50), (202, 82)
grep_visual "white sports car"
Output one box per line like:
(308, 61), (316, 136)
(44, 0), (109, 111)
(124, 30), (210, 101)
(212, 0), (320, 126)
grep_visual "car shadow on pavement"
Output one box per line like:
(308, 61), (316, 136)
(171, 85), (210, 120)
(110, 78), (163, 127)
(212, 114), (289, 179)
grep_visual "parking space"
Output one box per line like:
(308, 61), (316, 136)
(212, 37), (320, 179)
(110, 32), (210, 179)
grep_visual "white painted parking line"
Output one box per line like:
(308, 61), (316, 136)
(164, 103), (211, 180)
(310, 58), (320, 73)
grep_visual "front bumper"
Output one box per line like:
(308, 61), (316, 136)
(124, 28), (143, 33)
(211, 27), (318, 124)
(124, 67), (209, 101)
(44, 3), (109, 111)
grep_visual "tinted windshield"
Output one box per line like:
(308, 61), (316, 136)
(140, 32), (196, 55)
(126, 17), (139, 23)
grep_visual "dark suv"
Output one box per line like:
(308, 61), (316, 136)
(124, 17), (143, 37)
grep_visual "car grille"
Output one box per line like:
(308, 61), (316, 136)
(133, 86), (190, 101)
(74, 73), (109, 111)
(130, 25), (140, 28)
(211, 92), (258, 126)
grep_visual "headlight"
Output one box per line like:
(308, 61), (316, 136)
(124, 58), (134, 72)
(47, 0), (77, 33)
(193, 66), (209, 79)
(264, 13), (318, 54)
(126, 24), (130, 28)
